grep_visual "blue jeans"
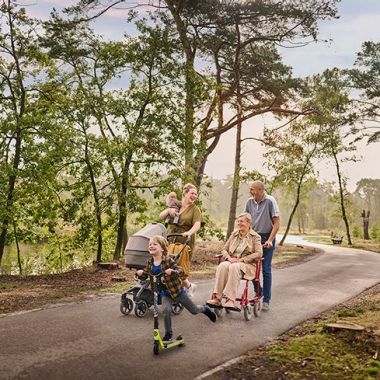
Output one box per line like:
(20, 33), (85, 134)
(259, 233), (275, 304)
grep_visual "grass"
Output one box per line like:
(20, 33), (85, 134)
(210, 284), (380, 380)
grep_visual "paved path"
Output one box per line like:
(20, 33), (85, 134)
(1, 242), (379, 380)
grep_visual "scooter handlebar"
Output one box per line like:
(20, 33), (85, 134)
(140, 269), (179, 278)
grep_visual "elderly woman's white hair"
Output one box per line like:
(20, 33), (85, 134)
(236, 212), (252, 223)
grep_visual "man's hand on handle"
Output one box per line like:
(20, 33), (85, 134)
(263, 240), (273, 248)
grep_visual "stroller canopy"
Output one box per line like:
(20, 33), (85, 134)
(124, 223), (167, 269)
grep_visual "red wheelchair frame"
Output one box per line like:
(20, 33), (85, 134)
(213, 255), (263, 321)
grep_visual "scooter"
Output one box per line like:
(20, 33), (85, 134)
(145, 270), (185, 355)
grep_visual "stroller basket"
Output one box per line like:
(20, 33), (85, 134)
(124, 223), (167, 269)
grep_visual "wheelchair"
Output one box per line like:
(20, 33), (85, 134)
(212, 254), (263, 321)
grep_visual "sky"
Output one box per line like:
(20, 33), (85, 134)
(25, 0), (380, 191)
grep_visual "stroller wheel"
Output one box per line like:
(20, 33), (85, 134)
(171, 302), (184, 315)
(134, 300), (148, 318)
(120, 297), (133, 315)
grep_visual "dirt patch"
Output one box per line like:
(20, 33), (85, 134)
(205, 284), (380, 380)
(0, 241), (320, 316)
(0, 267), (135, 316)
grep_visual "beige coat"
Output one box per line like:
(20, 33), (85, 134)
(221, 229), (263, 280)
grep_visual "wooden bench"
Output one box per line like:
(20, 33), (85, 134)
(331, 236), (343, 245)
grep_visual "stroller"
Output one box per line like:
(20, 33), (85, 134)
(120, 222), (187, 318)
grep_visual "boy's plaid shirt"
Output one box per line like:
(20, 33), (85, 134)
(144, 256), (184, 299)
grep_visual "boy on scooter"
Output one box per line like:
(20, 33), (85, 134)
(136, 235), (216, 342)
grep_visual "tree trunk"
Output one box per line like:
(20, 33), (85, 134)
(297, 212), (302, 234)
(279, 151), (315, 245)
(165, 1), (196, 183)
(13, 220), (22, 275)
(0, 8), (25, 265)
(227, 124), (242, 238)
(361, 210), (370, 240)
(332, 150), (352, 245)
(0, 129), (22, 265)
(226, 22), (243, 238)
(279, 187), (301, 246)
(84, 136), (103, 263)
(114, 159), (130, 260)
(114, 191), (127, 261)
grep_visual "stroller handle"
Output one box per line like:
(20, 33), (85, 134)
(167, 233), (192, 244)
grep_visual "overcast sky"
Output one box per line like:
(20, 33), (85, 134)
(27, 0), (380, 191)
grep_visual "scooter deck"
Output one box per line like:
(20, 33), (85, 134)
(163, 335), (184, 348)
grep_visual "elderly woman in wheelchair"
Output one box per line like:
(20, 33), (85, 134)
(207, 212), (263, 311)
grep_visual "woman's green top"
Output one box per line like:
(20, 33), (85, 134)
(166, 203), (202, 250)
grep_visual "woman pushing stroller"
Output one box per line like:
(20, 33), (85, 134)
(136, 235), (216, 343)
(159, 183), (202, 297)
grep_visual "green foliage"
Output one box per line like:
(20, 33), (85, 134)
(370, 224), (380, 242)
(347, 41), (380, 144)
(352, 225), (363, 239)
(1, 1), (376, 274)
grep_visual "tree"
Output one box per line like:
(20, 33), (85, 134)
(306, 69), (356, 246)
(42, 14), (183, 259)
(0, 2), (69, 265)
(354, 178), (380, 217)
(263, 120), (321, 245)
(348, 41), (380, 144)
(58, 0), (340, 187)
(355, 178), (380, 237)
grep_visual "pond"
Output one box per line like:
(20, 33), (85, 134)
(1, 242), (94, 275)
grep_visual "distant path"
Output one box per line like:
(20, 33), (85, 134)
(1, 241), (379, 380)
(277, 233), (316, 245)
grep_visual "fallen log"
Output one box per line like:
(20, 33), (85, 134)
(97, 262), (119, 270)
(324, 320), (365, 332)
(111, 276), (127, 282)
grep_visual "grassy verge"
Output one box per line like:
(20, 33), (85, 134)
(208, 284), (380, 380)
(303, 235), (380, 254)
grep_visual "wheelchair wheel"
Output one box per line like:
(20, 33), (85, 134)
(171, 302), (184, 315)
(134, 300), (148, 317)
(253, 299), (262, 317)
(215, 307), (223, 318)
(243, 305), (253, 321)
(120, 297), (133, 315)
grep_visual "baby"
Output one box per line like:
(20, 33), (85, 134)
(165, 191), (181, 225)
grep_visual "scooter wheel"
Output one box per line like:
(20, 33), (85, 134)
(120, 297), (133, 315)
(153, 341), (159, 355)
(134, 300), (148, 318)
